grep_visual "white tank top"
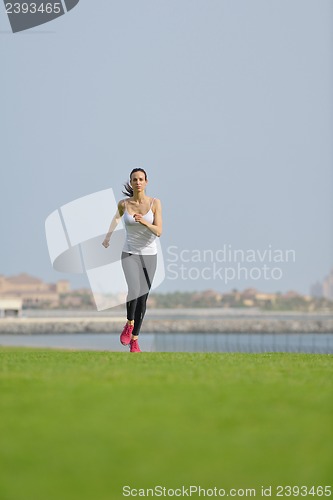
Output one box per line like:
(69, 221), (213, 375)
(122, 197), (157, 255)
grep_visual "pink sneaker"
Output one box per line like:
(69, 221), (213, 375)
(130, 338), (141, 352)
(120, 323), (134, 346)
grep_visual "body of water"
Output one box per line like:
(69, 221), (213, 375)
(0, 332), (332, 354)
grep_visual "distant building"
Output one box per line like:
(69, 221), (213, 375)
(310, 281), (323, 298)
(282, 290), (301, 298)
(0, 273), (70, 307)
(0, 297), (22, 317)
(254, 292), (277, 305)
(243, 299), (254, 306)
(201, 289), (223, 302)
(322, 269), (333, 300)
(242, 288), (258, 298)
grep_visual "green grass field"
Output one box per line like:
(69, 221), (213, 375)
(0, 347), (332, 500)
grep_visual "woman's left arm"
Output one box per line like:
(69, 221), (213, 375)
(134, 199), (163, 237)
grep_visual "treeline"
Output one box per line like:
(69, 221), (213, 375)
(148, 290), (333, 312)
(26, 289), (333, 312)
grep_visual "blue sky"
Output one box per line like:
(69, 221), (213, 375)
(1, 0), (332, 295)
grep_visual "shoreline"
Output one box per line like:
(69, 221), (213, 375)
(1, 316), (333, 334)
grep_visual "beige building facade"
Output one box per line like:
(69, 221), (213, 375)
(0, 273), (70, 307)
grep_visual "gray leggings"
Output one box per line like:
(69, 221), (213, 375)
(121, 252), (157, 336)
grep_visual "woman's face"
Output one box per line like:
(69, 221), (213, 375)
(130, 171), (148, 193)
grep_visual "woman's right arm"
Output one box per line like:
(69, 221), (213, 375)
(102, 200), (125, 248)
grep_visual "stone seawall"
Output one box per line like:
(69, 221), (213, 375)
(1, 317), (333, 334)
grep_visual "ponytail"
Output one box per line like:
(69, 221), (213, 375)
(122, 181), (133, 198)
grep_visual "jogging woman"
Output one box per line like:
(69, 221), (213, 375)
(102, 168), (162, 352)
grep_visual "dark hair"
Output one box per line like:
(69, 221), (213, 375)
(122, 168), (148, 197)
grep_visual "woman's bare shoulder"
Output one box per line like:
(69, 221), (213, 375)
(151, 198), (161, 216)
(118, 199), (128, 214)
(152, 197), (161, 207)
